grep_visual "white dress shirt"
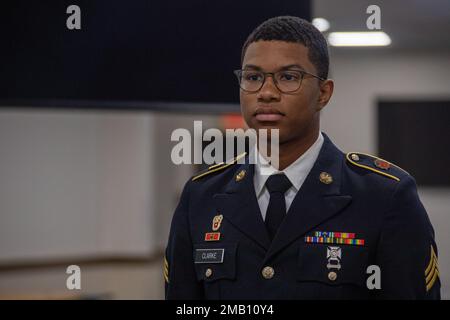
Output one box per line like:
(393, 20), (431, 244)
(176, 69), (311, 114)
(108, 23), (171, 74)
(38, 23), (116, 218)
(253, 132), (324, 221)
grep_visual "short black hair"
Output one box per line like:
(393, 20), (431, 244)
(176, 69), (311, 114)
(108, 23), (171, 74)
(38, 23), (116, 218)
(241, 16), (329, 79)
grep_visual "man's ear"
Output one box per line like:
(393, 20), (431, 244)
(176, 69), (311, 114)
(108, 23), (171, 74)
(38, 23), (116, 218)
(316, 79), (334, 111)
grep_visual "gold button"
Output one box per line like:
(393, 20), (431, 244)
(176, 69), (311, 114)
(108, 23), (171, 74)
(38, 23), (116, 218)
(328, 271), (337, 281)
(262, 266), (275, 279)
(205, 268), (213, 278)
(319, 172), (333, 184)
(351, 153), (360, 161)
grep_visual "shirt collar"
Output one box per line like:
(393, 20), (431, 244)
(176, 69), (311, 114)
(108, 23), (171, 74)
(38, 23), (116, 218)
(254, 132), (324, 197)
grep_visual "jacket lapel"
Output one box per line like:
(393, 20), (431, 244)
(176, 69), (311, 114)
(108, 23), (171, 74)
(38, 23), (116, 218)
(213, 162), (271, 251)
(263, 134), (352, 263)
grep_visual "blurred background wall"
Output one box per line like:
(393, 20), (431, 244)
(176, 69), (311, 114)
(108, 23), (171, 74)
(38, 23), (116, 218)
(0, 0), (449, 299)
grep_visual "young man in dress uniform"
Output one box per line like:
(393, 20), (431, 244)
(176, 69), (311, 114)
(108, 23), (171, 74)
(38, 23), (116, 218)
(164, 16), (440, 299)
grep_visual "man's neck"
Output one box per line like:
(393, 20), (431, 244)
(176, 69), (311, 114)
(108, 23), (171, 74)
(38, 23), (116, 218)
(261, 129), (320, 171)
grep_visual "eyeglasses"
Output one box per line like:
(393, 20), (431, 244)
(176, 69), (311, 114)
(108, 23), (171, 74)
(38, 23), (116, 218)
(233, 69), (325, 93)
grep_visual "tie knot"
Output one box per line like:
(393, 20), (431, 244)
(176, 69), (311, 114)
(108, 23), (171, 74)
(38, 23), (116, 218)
(265, 173), (292, 194)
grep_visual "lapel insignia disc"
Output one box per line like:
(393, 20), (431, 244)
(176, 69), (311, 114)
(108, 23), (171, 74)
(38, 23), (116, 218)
(235, 169), (246, 182)
(319, 172), (333, 184)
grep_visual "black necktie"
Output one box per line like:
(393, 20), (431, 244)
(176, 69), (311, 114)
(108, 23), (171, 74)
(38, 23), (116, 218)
(264, 173), (293, 241)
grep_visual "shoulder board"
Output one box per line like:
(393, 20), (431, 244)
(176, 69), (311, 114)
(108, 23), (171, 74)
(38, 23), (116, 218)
(191, 152), (247, 181)
(345, 152), (409, 182)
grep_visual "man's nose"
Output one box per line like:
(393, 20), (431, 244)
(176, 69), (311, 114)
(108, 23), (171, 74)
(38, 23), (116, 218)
(257, 75), (281, 101)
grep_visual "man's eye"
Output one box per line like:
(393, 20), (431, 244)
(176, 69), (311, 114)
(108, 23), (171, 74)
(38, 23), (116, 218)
(244, 73), (263, 81)
(279, 72), (300, 81)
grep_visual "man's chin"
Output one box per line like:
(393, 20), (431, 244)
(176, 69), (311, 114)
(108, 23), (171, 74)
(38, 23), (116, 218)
(255, 127), (286, 142)
(251, 120), (282, 130)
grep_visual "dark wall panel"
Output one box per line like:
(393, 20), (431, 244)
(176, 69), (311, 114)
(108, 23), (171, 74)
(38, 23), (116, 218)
(1, 0), (311, 109)
(378, 100), (450, 186)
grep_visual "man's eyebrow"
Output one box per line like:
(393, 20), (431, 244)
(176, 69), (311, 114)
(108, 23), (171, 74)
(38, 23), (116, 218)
(242, 64), (262, 70)
(279, 64), (305, 71)
(242, 64), (306, 71)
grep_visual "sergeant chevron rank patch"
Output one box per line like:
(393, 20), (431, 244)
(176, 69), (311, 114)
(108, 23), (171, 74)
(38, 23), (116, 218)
(164, 256), (169, 284)
(425, 245), (440, 292)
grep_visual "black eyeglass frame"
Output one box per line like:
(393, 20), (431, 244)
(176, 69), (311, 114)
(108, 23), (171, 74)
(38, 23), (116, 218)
(233, 69), (326, 93)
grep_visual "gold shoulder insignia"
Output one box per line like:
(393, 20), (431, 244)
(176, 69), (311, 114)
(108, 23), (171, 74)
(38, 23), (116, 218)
(191, 152), (247, 181)
(346, 152), (409, 182)
(425, 245), (439, 292)
(164, 256), (169, 284)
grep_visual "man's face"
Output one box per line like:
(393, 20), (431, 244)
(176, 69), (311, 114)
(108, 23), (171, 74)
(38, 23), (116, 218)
(240, 40), (332, 144)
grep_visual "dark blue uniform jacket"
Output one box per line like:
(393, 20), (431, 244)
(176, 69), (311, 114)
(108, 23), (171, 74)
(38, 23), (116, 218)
(164, 133), (440, 299)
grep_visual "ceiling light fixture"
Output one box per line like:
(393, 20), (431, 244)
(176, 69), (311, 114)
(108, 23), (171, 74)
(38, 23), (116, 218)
(312, 18), (330, 32)
(327, 31), (391, 47)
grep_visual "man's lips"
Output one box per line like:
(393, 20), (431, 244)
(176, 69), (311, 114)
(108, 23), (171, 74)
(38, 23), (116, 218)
(255, 113), (284, 121)
(254, 106), (285, 122)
